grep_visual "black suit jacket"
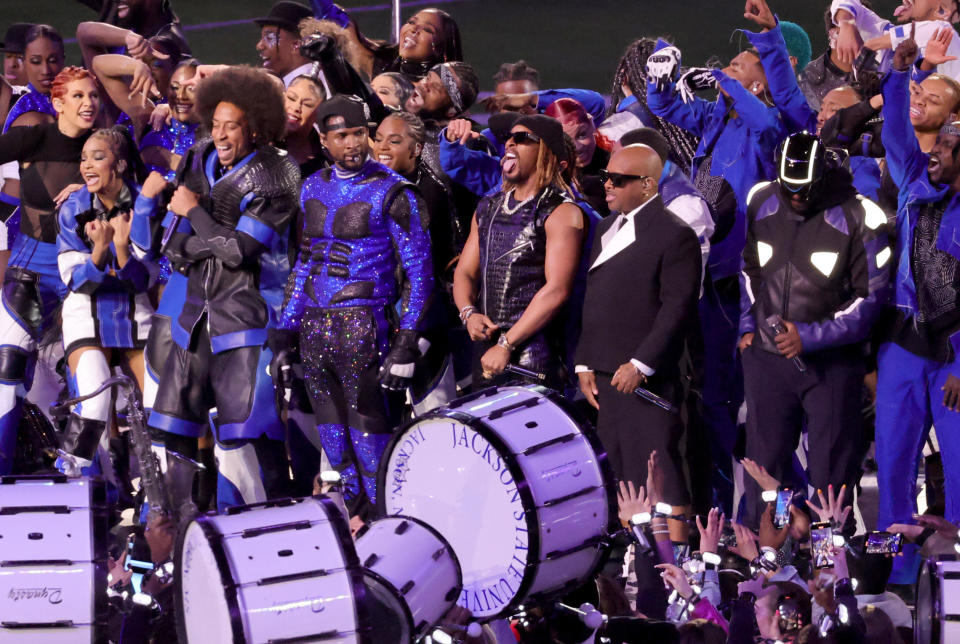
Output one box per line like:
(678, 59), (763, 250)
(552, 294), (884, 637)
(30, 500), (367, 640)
(574, 195), (701, 377)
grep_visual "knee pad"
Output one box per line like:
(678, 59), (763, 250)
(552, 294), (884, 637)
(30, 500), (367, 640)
(74, 351), (112, 422)
(0, 345), (30, 384)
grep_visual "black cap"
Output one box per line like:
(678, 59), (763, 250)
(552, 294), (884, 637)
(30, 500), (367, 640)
(488, 112), (522, 143)
(253, 1), (313, 33)
(515, 114), (566, 161)
(2, 23), (34, 55)
(315, 95), (371, 132)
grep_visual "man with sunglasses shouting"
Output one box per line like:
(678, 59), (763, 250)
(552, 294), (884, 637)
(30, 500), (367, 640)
(453, 114), (586, 390)
(574, 143), (702, 529)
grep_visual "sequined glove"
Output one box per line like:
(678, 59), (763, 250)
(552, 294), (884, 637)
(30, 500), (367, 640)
(646, 46), (682, 93)
(379, 329), (420, 391)
(678, 67), (719, 104)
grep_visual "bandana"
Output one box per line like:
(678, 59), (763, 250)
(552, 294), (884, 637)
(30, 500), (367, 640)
(434, 63), (463, 114)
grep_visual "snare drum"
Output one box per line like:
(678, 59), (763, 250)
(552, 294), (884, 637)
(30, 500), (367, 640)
(378, 385), (617, 619)
(0, 475), (109, 643)
(176, 495), (365, 644)
(915, 555), (960, 644)
(355, 516), (462, 641)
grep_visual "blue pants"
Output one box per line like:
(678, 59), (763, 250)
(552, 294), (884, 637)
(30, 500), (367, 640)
(698, 275), (743, 514)
(876, 341), (960, 528)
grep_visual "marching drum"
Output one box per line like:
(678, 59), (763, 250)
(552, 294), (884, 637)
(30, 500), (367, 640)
(378, 385), (617, 619)
(176, 495), (365, 644)
(0, 475), (109, 642)
(915, 555), (960, 644)
(355, 516), (462, 641)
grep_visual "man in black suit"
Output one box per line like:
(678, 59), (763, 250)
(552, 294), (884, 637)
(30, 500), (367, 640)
(575, 144), (701, 514)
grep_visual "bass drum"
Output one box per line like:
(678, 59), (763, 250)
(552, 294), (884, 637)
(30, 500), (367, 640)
(915, 555), (960, 644)
(355, 516), (462, 642)
(176, 495), (365, 644)
(378, 385), (617, 620)
(0, 475), (109, 643)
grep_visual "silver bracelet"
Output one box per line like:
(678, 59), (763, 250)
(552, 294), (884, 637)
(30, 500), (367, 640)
(459, 305), (477, 324)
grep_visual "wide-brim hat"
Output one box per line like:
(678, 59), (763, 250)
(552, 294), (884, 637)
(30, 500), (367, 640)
(253, 1), (313, 33)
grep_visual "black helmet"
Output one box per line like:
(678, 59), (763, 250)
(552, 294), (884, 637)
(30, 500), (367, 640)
(778, 131), (825, 207)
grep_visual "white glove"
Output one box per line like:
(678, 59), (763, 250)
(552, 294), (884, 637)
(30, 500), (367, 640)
(646, 46), (682, 92)
(677, 67), (719, 104)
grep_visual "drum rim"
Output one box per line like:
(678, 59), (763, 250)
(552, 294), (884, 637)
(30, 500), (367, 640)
(175, 495), (369, 643)
(360, 513), (465, 631)
(174, 515), (245, 644)
(0, 474), (111, 641)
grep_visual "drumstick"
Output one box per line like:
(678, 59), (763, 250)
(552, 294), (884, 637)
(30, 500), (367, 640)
(634, 386), (678, 413)
(504, 364), (547, 381)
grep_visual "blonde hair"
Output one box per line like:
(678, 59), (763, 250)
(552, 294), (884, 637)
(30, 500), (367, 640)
(502, 140), (573, 196)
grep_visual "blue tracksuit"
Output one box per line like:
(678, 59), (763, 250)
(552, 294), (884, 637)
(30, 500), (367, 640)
(877, 68), (960, 534)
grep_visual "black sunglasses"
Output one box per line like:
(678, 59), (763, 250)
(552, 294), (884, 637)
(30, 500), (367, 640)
(599, 169), (650, 188)
(507, 130), (541, 146)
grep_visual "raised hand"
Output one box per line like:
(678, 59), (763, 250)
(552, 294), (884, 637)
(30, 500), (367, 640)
(834, 17), (864, 66)
(655, 563), (695, 599)
(646, 46), (682, 93)
(806, 483), (852, 528)
(893, 23), (919, 71)
(741, 457), (780, 491)
(696, 507), (725, 554)
(923, 27), (958, 68)
(678, 67), (719, 104)
(743, 0), (776, 31)
(617, 480), (650, 524)
(646, 450), (665, 508)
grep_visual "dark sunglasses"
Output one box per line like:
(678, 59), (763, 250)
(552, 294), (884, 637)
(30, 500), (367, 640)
(599, 169), (650, 188)
(507, 130), (541, 146)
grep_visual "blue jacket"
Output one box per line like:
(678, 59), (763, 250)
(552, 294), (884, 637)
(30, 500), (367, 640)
(747, 21), (883, 203)
(647, 70), (786, 279)
(881, 68), (960, 359)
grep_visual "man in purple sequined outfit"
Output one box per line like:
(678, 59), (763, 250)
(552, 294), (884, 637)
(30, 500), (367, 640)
(271, 95), (433, 518)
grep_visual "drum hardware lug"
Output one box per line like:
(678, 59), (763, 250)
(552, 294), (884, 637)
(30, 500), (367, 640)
(444, 386), (502, 409)
(1, 474), (68, 484)
(241, 519), (312, 539)
(256, 568), (330, 586)
(2, 559), (74, 566)
(400, 580), (416, 594)
(0, 504), (71, 514)
(521, 433), (577, 456)
(363, 553), (379, 567)
(488, 396), (539, 420)
(266, 627), (343, 642)
(394, 520), (410, 535)
(542, 485), (601, 507)
(1, 620), (76, 629)
(225, 496), (297, 515)
(431, 547), (446, 561)
(277, 549), (293, 557)
(544, 536), (605, 561)
(26, 532), (43, 540)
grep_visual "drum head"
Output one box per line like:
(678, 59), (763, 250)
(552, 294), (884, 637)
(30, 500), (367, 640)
(360, 570), (412, 644)
(176, 520), (237, 643)
(379, 416), (534, 618)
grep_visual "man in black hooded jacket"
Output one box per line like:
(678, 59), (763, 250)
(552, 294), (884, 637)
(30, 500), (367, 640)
(737, 131), (891, 527)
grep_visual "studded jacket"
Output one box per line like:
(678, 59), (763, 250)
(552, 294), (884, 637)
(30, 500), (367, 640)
(278, 159), (433, 333)
(739, 175), (891, 355)
(164, 139), (300, 353)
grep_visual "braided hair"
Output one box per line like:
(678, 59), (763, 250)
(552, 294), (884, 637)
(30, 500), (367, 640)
(608, 38), (699, 174)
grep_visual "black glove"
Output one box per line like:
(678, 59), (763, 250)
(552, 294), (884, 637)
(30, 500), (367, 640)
(378, 329), (420, 391)
(268, 329), (299, 412)
(820, 100), (884, 158)
(299, 33), (338, 64)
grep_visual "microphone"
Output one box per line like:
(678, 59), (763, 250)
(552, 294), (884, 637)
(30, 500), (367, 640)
(766, 314), (806, 372)
(634, 386), (678, 413)
(159, 148), (194, 255)
(504, 364), (547, 381)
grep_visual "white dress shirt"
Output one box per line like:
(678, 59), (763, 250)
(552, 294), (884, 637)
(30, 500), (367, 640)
(576, 196), (658, 377)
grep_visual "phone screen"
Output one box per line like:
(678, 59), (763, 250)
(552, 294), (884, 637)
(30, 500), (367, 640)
(865, 531), (903, 555)
(811, 522), (834, 569)
(774, 486), (794, 529)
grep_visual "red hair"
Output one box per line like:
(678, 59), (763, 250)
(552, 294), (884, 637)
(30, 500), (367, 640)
(50, 66), (95, 102)
(543, 97), (591, 126)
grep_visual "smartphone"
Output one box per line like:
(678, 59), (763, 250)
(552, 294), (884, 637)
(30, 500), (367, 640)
(774, 486), (794, 529)
(865, 531), (903, 555)
(811, 521), (835, 569)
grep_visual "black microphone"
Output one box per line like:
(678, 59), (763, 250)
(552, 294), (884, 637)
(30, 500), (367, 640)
(159, 148), (194, 255)
(767, 314), (806, 372)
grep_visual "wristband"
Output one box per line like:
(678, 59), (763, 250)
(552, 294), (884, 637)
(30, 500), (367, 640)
(702, 551), (721, 566)
(761, 489), (778, 503)
(459, 305), (477, 324)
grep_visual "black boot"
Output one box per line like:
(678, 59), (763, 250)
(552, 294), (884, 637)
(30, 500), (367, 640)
(59, 414), (106, 475)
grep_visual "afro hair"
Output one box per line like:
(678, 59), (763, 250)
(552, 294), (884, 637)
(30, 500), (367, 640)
(195, 65), (287, 145)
